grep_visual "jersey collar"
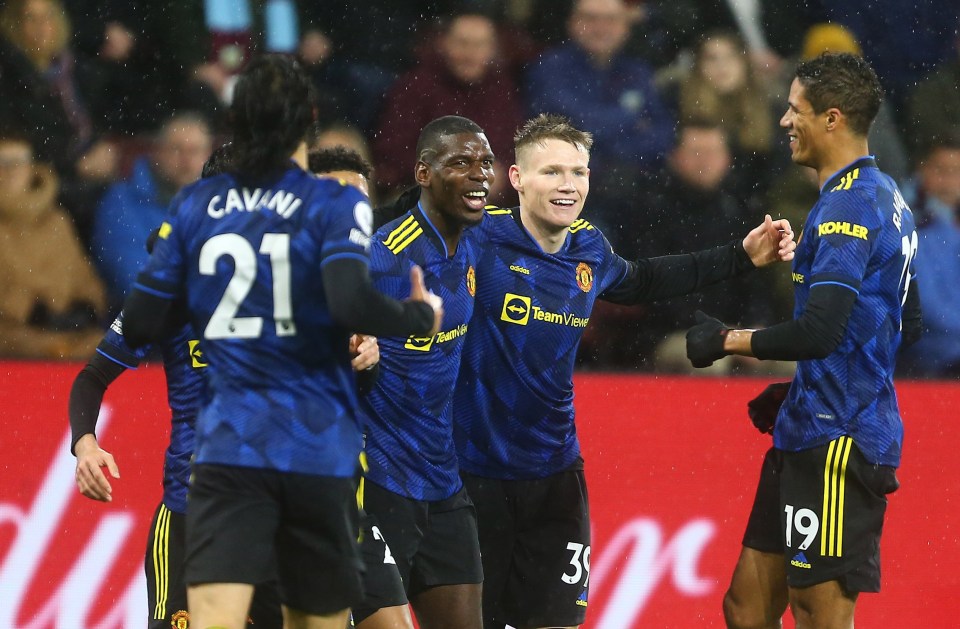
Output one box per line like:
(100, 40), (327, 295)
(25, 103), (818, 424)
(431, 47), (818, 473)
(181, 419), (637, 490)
(415, 202), (450, 258)
(821, 156), (877, 193)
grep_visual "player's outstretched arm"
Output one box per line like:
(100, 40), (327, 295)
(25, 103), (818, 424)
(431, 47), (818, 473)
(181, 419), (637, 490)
(74, 434), (120, 502)
(742, 214), (795, 267)
(323, 258), (439, 338)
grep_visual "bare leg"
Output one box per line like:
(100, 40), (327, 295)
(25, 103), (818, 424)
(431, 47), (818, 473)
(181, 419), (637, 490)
(789, 580), (857, 629)
(411, 583), (482, 629)
(356, 604), (415, 629)
(282, 605), (351, 629)
(188, 582), (254, 629)
(723, 547), (788, 629)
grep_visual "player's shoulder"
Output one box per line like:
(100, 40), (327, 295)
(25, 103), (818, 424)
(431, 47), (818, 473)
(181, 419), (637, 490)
(375, 210), (423, 258)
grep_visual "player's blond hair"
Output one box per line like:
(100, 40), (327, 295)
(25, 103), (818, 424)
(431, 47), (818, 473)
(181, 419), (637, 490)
(514, 114), (593, 164)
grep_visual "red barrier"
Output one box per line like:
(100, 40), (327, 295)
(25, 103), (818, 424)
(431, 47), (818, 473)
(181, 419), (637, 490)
(1, 363), (957, 627)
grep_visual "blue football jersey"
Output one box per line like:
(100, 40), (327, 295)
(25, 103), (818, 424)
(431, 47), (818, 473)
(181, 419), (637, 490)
(360, 205), (477, 500)
(135, 165), (373, 476)
(454, 208), (630, 479)
(97, 313), (206, 514)
(775, 157), (917, 467)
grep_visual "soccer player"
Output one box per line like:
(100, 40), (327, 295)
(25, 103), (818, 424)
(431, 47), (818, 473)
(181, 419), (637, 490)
(307, 145), (414, 629)
(119, 54), (443, 629)
(453, 113), (796, 629)
(357, 115), (491, 629)
(685, 53), (922, 628)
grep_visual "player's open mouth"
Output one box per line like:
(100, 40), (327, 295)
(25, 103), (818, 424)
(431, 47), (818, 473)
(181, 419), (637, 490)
(551, 199), (577, 208)
(464, 190), (487, 210)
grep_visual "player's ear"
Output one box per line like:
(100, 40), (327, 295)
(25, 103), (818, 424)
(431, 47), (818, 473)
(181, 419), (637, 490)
(415, 160), (432, 187)
(509, 163), (522, 192)
(825, 108), (842, 131)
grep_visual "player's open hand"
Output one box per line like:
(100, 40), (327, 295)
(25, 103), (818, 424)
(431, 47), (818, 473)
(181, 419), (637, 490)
(349, 334), (380, 372)
(74, 434), (120, 502)
(742, 214), (795, 267)
(408, 265), (444, 337)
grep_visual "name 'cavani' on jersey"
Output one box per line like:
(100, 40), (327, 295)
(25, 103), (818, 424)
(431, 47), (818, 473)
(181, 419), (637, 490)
(135, 165), (374, 477)
(776, 157), (917, 467)
(360, 204), (477, 500)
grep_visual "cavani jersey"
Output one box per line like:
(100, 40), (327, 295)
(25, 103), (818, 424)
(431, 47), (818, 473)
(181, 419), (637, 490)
(454, 208), (630, 479)
(360, 205), (477, 500)
(135, 165), (373, 476)
(97, 313), (206, 514)
(775, 157), (917, 467)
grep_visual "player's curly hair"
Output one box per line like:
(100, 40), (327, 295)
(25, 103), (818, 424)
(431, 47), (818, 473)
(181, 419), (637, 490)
(795, 52), (882, 137)
(230, 54), (315, 178)
(308, 146), (373, 179)
(514, 113), (593, 156)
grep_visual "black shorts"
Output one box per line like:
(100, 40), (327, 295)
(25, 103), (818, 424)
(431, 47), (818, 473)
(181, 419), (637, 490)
(145, 502), (282, 629)
(361, 481), (482, 599)
(462, 461), (591, 629)
(186, 464), (363, 615)
(351, 509), (408, 624)
(742, 440), (899, 592)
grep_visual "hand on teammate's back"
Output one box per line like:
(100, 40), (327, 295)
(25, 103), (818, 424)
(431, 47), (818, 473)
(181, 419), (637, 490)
(747, 382), (791, 434)
(408, 265), (444, 336)
(742, 214), (796, 267)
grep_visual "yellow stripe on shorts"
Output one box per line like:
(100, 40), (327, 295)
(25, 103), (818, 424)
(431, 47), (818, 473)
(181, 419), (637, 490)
(152, 504), (172, 619)
(820, 436), (853, 557)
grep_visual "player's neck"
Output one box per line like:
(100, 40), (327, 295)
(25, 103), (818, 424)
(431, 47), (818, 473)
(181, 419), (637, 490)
(420, 200), (463, 257)
(816, 137), (870, 189)
(290, 142), (308, 170)
(519, 209), (567, 254)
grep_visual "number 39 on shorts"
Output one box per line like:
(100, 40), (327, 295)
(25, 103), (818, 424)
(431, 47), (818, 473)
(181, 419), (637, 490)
(562, 542), (591, 586)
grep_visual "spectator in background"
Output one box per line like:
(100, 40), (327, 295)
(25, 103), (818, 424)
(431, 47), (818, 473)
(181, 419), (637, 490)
(373, 11), (521, 206)
(525, 0), (673, 234)
(637, 122), (780, 373)
(906, 33), (960, 164)
(0, 130), (106, 360)
(671, 29), (779, 207)
(899, 134), (960, 377)
(796, 23), (909, 183)
(91, 113), (212, 308)
(0, 0), (119, 237)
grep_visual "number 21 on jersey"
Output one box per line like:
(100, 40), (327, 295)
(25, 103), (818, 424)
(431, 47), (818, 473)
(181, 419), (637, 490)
(199, 232), (296, 339)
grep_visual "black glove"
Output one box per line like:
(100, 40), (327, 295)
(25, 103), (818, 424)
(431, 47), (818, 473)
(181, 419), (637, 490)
(747, 382), (791, 434)
(685, 310), (730, 368)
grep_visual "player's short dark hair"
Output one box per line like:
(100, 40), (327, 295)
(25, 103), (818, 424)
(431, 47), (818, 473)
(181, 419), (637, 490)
(230, 54), (315, 177)
(795, 52), (882, 137)
(201, 142), (236, 178)
(308, 146), (372, 179)
(415, 115), (485, 162)
(514, 113), (593, 156)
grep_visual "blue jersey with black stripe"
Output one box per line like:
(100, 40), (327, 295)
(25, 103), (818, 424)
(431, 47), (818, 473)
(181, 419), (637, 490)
(453, 208), (630, 479)
(360, 205), (477, 500)
(97, 313), (207, 514)
(775, 157), (917, 467)
(135, 165), (373, 476)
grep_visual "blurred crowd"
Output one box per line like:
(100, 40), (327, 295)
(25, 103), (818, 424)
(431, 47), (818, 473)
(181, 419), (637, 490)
(0, 0), (957, 378)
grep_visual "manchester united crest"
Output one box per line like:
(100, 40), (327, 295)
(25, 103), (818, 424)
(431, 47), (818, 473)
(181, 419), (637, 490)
(171, 610), (190, 629)
(575, 262), (593, 293)
(466, 265), (476, 296)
